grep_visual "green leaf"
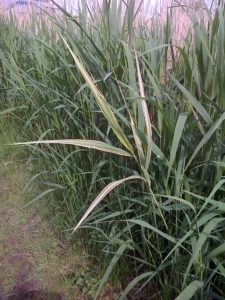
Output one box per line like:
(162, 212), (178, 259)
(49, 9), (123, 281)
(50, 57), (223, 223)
(159, 194), (196, 212)
(184, 217), (225, 285)
(128, 219), (176, 243)
(0, 107), (26, 115)
(175, 280), (203, 300)
(119, 272), (153, 300)
(207, 242), (225, 260)
(186, 112), (225, 170)
(24, 188), (55, 208)
(95, 243), (127, 300)
(161, 212), (220, 266)
(167, 113), (188, 180)
(173, 78), (212, 125)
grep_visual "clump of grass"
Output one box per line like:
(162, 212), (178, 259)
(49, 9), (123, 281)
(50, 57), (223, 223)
(0, 1), (225, 299)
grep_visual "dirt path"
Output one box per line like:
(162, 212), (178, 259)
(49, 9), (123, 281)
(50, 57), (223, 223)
(0, 120), (95, 300)
(0, 162), (85, 300)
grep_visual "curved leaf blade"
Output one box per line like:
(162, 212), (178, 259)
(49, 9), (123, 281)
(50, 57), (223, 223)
(60, 34), (134, 155)
(12, 139), (132, 157)
(73, 175), (144, 232)
(128, 219), (176, 243)
(186, 112), (225, 170)
(175, 280), (203, 300)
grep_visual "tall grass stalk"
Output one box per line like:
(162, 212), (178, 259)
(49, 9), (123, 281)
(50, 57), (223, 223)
(0, 1), (225, 299)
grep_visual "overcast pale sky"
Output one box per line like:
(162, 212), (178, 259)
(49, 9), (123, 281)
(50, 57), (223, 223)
(0, 0), (213, 11)
(55, 0), (212, 8)
(54, 0), (212, 14)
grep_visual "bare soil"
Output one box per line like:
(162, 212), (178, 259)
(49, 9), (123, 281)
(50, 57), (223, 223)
(0, 168), (83, 300)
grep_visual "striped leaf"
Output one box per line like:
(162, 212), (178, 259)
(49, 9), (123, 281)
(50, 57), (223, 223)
(12, 139), (131, 157)
(73, 175), (144, 232)
(60, 34), (134, 156)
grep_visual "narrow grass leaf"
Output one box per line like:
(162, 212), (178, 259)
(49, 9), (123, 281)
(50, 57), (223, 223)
(207, 243), (225, 260)
(186, 112), (225, 170)
(161, 212), (219, 265)
(24, 188), (55, 208)
(95, 243), (127, 299)
(159, 195), (196, 212)
(128, 219), (176, 243)
(12, 139), (131, 157)
(0, 107), (26, 115)
(119, 272), (153, 300)
(73, 175), (144, 232)
(173, 78), (212, 125)
(175, 280), (204, 300)
(184, 217), (225, 285)
(60, 34), (134, 155)
(135, 51), (152, 170)
(167, 113), (188, 180)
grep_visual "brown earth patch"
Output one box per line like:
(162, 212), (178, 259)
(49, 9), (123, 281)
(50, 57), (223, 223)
(0, 172), (81, 300)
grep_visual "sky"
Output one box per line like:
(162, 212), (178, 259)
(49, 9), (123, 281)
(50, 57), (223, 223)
(0, 0), (213, 12)
(52, 0), (213, 14)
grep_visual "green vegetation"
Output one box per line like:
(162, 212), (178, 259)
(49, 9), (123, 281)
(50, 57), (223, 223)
(0, 1), (225, 299)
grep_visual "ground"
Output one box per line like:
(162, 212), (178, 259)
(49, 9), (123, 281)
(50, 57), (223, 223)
(0, 121), (89, 299)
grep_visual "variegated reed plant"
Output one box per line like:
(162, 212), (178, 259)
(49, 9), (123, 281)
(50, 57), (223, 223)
(1, 1), (225, 299)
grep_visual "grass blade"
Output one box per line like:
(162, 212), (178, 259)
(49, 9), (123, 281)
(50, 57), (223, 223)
(167, 112), (188, 180)
(128, 219), (176, 243)
(175, 280), (204, 300)
(73, 175), (144, 232)
(60, 34), (134, 155)
(12, 139), (132, 157)
(207, 242), (225, 260)
(183, 217), (225, 285)
(186, 112), (225, 170)
(135, 50), (152, 170)
(95, 243), (128, 299)
(173, 78), (212, 125)
(119, 271), (153, 300)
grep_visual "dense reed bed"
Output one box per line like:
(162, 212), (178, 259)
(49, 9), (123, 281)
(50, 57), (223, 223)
(0, 1), (225, 299)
